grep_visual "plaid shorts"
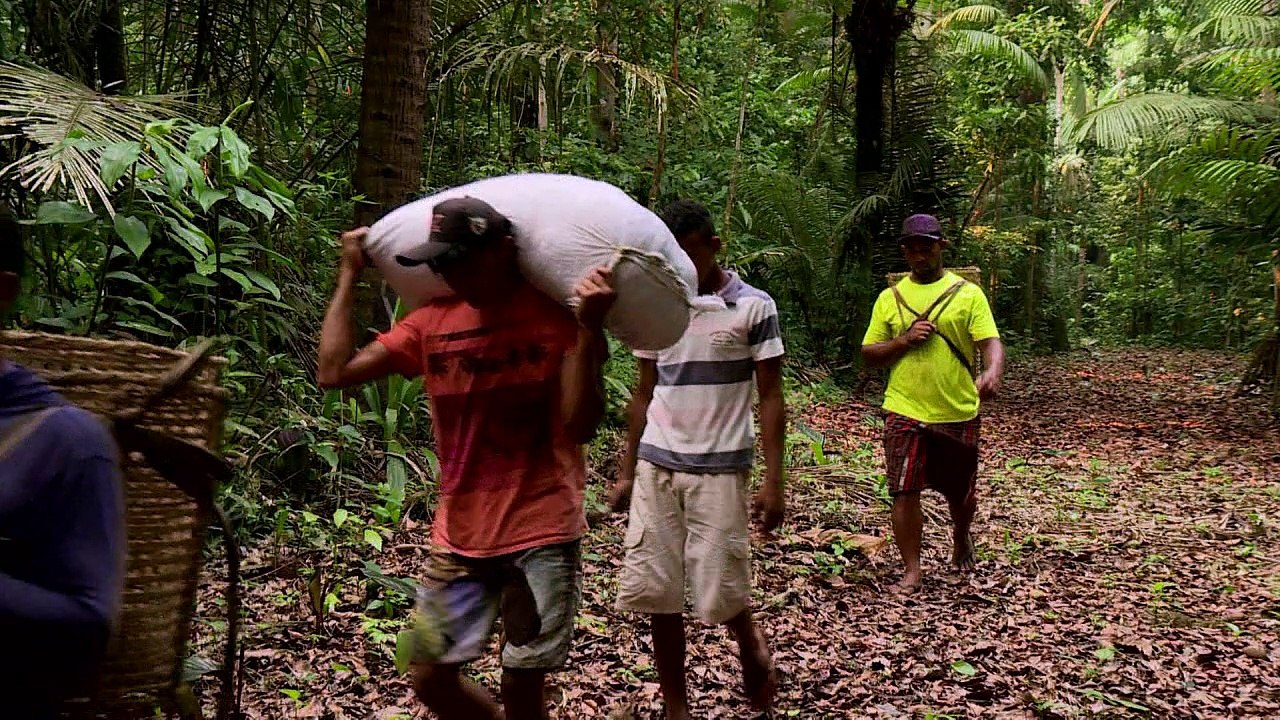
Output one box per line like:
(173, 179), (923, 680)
(883, 413), (981, 502)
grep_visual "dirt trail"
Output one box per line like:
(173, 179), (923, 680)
(204, 349), (1280, 719)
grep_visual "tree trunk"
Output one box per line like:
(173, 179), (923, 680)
(353, 0), (431, 227)
(648, 1), (681, 209)
(191, 0), (216, 91)
(843, 0), (912, 177)
(1053, 61), (1065, 148)
(96, 0), (128, 94)
(591, 5), (620, 150)
(353, 0), (431, 334)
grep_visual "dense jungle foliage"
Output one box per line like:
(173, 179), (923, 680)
(1, 0), (1277, 559)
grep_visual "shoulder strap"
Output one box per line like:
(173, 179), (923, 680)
(889, 284), (914, 328)
(921, 279), (967, 322)
(0, 407), (61, 461)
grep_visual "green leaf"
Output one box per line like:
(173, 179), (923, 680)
(1094, 646), (1116, 662)
(333, 508), (350, 528)
(187, 126), (221, 157)
(100, 141), (141, 186)
(113, 215), (151, 258)
(152, 142), (188, 196)
(314, 444), (339, 471)
(220, 268), (258, 294)
(183, 272), (219, 288)
(165, 218), (212, 260)
(234, 186), (275, 220)
(245, 269), (281, 300)
(951, 660), (978, 677)
(114, 320), (171, 337)
(394, 630), (416, 676)
(364, 529), (384, 552)
(219, 126), (252, 178)
(194, 186), (229, 212)
(35, 201), (96, 225)
(302, 511), (319, 524)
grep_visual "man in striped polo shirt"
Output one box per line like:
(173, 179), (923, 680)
(610, 200), (785, 718)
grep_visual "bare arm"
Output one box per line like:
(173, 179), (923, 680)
(560, 266), (617, 445)
(560, 325), (610, 445)
(317, 228), (399, 390)
(611, 358), (657, 512)
(976, 337), (1006, 399)
(753, 355), (786, 531)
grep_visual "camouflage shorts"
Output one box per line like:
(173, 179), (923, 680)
(413, 540), (581, 670)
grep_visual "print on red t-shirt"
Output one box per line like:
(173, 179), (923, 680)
(377, 284), (587, 557)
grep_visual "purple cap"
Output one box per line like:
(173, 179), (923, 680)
(899, 214), (944, 242)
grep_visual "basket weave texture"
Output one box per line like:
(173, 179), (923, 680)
(886, 265), (982, 286)
(0, 331), (227, 716)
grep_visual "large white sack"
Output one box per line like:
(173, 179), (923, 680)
(364, 173), (699, 351)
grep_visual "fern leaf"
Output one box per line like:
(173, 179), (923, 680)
(942, 29), (1049, 91)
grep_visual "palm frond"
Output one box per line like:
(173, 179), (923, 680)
(1068, 92), (1274, 149)
(922, 4), (1005, 38)
(1146, 127), (1280, 220)
(442, 42), (697, 120)
(0, 62), (189, 213)
(1185, 47), (1280, 96)
(432, 0), (521, 45)
(1204, 0), (1267, 16)
(940, 29), (1049, 91)
(1185, 13), (1280, 46)
(776, 66), (832, 95)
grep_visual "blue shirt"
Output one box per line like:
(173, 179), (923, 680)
(0, 362), (125, 714)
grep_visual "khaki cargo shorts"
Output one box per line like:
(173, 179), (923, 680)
(616, 460), (752, 624)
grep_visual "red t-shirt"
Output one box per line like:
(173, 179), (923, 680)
(377, 284), (587, 558)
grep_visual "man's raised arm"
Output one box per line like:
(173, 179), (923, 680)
(318, 228), (398, 390)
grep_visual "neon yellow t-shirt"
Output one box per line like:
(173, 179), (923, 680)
(861, 271), (1000, 424)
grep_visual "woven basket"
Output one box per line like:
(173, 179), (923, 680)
(0, 331), (235, 719)
(886, 265), (982, 286)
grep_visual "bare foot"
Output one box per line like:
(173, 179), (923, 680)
(951, 532), (975, 571)
(739, 627), (778, 712)
(891, 570), (923, 594)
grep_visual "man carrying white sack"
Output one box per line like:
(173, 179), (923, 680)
(317, 197), (615, 720)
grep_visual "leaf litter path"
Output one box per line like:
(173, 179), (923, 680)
(200, 349), (1279, 719)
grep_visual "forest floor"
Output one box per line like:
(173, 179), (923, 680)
(200, 348), (1280, 719)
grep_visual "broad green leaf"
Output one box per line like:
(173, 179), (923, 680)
(165, 218), (212, 260)
(153, 143), (188, 196)
(194, 186), (229, 212)
(951, 660), (978, 677)
(114, 320), (171, 337)
(333, 508), (350, 528)
(100, 141), (141, 186)
(364, 529), (384, 552)
(314, 444), (339, 471)
(113, 215), (151, 258)
(220, 126), (252, 178)
(302, 511), (319, 524)
(234, 187), (275, 220)
(187, 126), (221, 157)
(144, 119), (178, 137)
(394, 630), (416, 676)
(245, 269), (281, 300)
(35, 201), (96, 225)
(220, 268), (257, 294)
(1094, 646), (1117, 661)
(183, 272), (219, 288)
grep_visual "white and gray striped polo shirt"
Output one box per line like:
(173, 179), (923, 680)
(635, 270), (785, 474)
